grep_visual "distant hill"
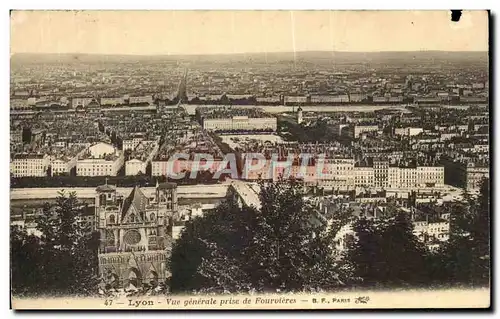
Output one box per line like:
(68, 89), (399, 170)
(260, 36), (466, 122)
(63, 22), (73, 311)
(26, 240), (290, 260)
(10, 51), (488, 65)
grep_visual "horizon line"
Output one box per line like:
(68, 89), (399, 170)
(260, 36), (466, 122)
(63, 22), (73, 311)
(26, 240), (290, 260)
(11, 49), (489, 57)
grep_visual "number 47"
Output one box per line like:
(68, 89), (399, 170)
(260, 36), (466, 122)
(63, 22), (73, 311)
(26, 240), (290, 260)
(104, 299), (113, 306)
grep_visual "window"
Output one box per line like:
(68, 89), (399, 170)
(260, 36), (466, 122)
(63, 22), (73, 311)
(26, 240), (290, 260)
(124, 230), (141, 245)
(109, 214), (115, 224)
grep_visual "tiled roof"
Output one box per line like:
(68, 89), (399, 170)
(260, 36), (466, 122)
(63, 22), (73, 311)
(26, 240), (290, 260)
(120, 186), (148, 222)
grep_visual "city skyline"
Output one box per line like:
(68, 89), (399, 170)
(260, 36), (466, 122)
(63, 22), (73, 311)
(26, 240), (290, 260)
(9, 10), (490, 309)
(11, 10), (488, 56)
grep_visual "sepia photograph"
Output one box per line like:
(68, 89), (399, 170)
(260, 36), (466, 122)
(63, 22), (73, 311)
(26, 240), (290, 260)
(9, 10), (491, 310)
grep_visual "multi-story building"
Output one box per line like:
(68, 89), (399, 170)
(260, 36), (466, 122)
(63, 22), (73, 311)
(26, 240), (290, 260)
(394, 167), (417, 188)
(465, 162), (489, 192)
(394, 127), (424, 136)
(202, 116), (277, 132)
(129, 95), (154, 104)
(413, 219), (450, 251)
(284, 96), (308, 105)
(96, 182), (178, 289)
(348, 93), (367, 102)
(71, 97), (96, 109)
(76, 142), (124, 176)
(317, 158), (356, 189)
(123, 135), (145, 152)
(345, 124), (380, 138)
(49, 145), (87, 176)
(374, 159), (389, 188)
(10, 99), (31, 110)
(415, 166), (445, 188)
(197, 107), (277, 132)
(100, 97), (125, 107)
(442, 156), (489, 192)
(256, 96), (281, 104)
(310, 95), (349, 103)
(125, 141), (159, 176)
(353, 166), (375, 188)
(125, 159), (148, 176)
(51, 159), (75, 176)
(10, 153), (50, 177)
(353, 162), (444, 189)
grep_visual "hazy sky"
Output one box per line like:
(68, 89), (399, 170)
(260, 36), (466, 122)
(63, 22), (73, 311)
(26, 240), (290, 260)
(10, 10), (488, 55)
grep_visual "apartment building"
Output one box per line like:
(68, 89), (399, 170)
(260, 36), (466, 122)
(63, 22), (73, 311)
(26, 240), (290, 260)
(10, 153), (50, 177)
(202, 116), (277, 132)
(123, 136), (145, 151)
(442, 156), (489, 192)
(49, 145), (87, 176)
(125, 141), (159, 176)
(345, 124), (380, 138)
(196, 107), (278, 132)
(129, 95), (153, 104)
(465, 163), (490, 192)
(76, 142), (124, 176)
(100, 97), (124, 107)
(71, 97), (96, 109)
(413, 220), (450, 242)
(394, 127), (424, 136)
(317, 158), (356, 189)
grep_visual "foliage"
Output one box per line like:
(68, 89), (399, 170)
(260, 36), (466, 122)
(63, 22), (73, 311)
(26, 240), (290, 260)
(170, 198), (257, 293)
(10, 191), (100, 296)
(11, 178), (491, 296)
(344, 212), (431, 288)
(343, 178), (491, 289)
(243, 181), (346, 292)
(433, 178), (490, 286)
(170, 180), (347, 293)
(10, 226), (45, 295)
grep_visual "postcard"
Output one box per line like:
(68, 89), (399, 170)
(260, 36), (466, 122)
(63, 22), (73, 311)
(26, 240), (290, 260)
(10, 10), (490, 310)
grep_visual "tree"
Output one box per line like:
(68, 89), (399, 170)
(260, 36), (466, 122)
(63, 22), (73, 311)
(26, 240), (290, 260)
(11, 191), (100, 296)
(170, 180), (347, 293)
(344, 212), (430, 288)
(10, 226), (44, 296)
(170, 199), (257, 293)
(243, 181), (345, 292)
(436, 178), (490, 286)
(378, 213), (430, 287)
(343, 217), (376, 286)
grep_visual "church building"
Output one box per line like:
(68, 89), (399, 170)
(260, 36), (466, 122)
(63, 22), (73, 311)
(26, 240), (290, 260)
(95, 182), (178, 290)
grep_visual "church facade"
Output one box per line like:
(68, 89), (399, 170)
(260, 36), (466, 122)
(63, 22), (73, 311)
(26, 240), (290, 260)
(95, 182), (178, 289)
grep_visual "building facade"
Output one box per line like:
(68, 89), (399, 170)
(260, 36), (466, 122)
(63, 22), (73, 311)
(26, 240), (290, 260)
(10, 153), (50, 177)
(96, 183), (178, 289)
(202, 116), (277, 132)
(76, 142), (124, 176)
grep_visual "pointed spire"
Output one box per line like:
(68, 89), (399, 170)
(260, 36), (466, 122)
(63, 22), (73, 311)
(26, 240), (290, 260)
(156, 179), (159, 189)
(105, 177), (108, 185)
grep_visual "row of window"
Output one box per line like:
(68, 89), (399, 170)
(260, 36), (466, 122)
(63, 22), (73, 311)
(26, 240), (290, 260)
(11, 172), (46, 176)
(107, 212), (158, 225)
(12, 160), (45, 163)
(78, 168), (113, 173)
(78, 164), (113, 169)
(12, 164), (45, 169)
